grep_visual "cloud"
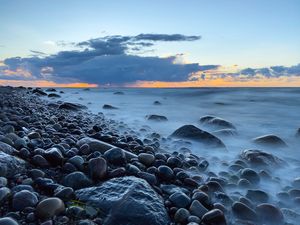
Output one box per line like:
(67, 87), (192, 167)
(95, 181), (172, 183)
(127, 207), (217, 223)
(1, 33), (299, 87)
(1, 33), (205, 85)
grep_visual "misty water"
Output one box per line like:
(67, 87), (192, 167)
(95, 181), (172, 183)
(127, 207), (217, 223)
(53, 87), (300, 220)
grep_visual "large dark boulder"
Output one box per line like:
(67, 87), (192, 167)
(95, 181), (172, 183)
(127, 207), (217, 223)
(200, 115), (236, 129)
(240, 149), (285, 168)
(170, 125), (225, 148)
(253, 134), (287, 147)
(75, 176), (170, 225)
(58, 102), (87, 111)
(103, 104), (118, 110)
(32, 88), (47, 96)
(0, 151), (26, 178)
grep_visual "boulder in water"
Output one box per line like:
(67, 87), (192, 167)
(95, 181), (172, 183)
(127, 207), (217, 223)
(252, 134), (287, 147)
(75, 176), (170, 225)
(146, 115), (168, 122)
(170, 125), (225, 148)
(200, 115), (236, 129)
(113, 91), (124, 95)
(48, 93), (61, 98)
(103, 104), (118, 110)
(240, 149), (285, 168)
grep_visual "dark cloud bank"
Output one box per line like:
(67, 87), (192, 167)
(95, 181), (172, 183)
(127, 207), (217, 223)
(1, 33), (299, 85)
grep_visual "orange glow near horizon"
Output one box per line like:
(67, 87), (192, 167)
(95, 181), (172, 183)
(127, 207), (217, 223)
(0, 79), (98, 88)
(128, 75), (300, 88)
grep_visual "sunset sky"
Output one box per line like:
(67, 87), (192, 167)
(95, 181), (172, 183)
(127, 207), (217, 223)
(0, 0), (300, 87)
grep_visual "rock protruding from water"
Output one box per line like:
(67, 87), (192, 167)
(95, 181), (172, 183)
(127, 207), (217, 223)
(0, 152), (25, 178)
(75, 176), (170, 225)
(200, 115), (236, 129)
(58, 102), (87, 111)
(113, 91), (124, 95)
(48, 93), (61, 98)
(153, 101), (161, 105)
(170, 125), (225, 148)
(103, 104), (118, 109)
(253, 134), (287, 147)
(240, 149), (285, 168)
(32, 88), (47, 96)
(146, 114), (168, 122)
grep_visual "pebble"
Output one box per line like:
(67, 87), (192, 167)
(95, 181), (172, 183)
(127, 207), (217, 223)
(36, 197), (65, 220)
(0, 217), (19, 225)
(174, 208), (190, 223)
(169, 192), (191, 208)
(62, 171), (92, 190)
(138, 153), (155, 166)
(88, 157), (107, 180)
(12, 190), (38, 211)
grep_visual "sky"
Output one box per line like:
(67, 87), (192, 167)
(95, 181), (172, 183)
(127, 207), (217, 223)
(0, 0), (300, 87)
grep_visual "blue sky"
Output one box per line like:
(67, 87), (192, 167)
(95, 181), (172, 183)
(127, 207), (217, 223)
(1, 0), (299, 67)
(0, 0), (300, 87)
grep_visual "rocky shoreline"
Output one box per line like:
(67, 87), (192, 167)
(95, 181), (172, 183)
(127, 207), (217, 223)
(0, 86), (299, 225)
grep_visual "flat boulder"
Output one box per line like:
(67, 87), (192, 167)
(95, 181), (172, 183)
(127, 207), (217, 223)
(240, 149), (286, 168)
(170, 125), (225, 148)
(146, 115), (168, 122)
(253, 134), (287, 147)
(200, 115), (236, 129)
(58, 102), (87, 111)
(77, 137), (137, 160)
(75, 176), (170, 225)
(0, 151), (26, 178)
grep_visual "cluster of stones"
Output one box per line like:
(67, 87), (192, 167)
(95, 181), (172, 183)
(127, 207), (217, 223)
(0, 86), (299, 225)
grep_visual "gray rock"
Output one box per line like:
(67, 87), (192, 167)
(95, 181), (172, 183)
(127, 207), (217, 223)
(240, 149), (285, 168)
(253, 134), (287, 147)
(104, 147), (126, 165)
(189, 200), (208, 218)
(0, 141), (15, 154)
(12, 190), (38, 211)
(59, 102), (87, 111)
(232, 201), (258, 221)
(200, 115), (236, 129)
(146, 115), (168, 121)
(169, 192), (191, 208)
(0, 217), (19, 225)
(0, 187), (11, 203)
(174, 208), (190, 223)
(246, 189), (269, 203)
(27, 131), (41, 139)
(157, 165), (174, 181)
(0, 177), (7, 187)
(88, 157), (107, 180)
(138, 153), (155, 166)
(201, 209), (226, 225)
(36, 197), (65, 220)
(256, 203), (284, 225)
(62, 172), (92, 190)
(240, 168), (260, 185)
(75, 176), (169, 225)
(170, 125), (225, 148)
(103, 104), (118, 109)
(77, 137), (137, 160)
(0, 151), (25, 178)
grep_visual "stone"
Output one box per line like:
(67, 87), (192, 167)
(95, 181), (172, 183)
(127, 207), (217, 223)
(32, 88), (47, 96)
(0, 151), (25, 178)
(138, 153), (155, 166)
(201, 209), (226, 225)
(0, 141), (15, 154)
(200, 115), (236, 129)
(240, 168), (260, 185)
(253, 134), (287, 147)
(232, 201), (258, 221)
(58, 102), (87, 111)
(113, 91), (124, 95)
(169, 192), (191, 208)
(12, 190), (38, 211)
(0, 217), (19, 225)
(146, 115), (168, 121)
(44, 147), (64, 166)
(189, 200), (208, 218)
(48, 93), (60, 98)
(36, 197), (65, 220)
(27, 131), (41, 139)
(240, 149), (285, 168)
(75, 176), (169, 225)
(103, 104), (118, 109)
(88, 157), (107, 180)
(174, 208), (190, 223)
(170, 125), (225, 148)
(157, 165), (174, 181)
(212, 128), (237, 136)
(256, 203), (284, 225)
(104, 147), (126, 165)
(62, 172), (92, 190)
(246, 189), (269, 203)
(0, 187), (11, 203)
